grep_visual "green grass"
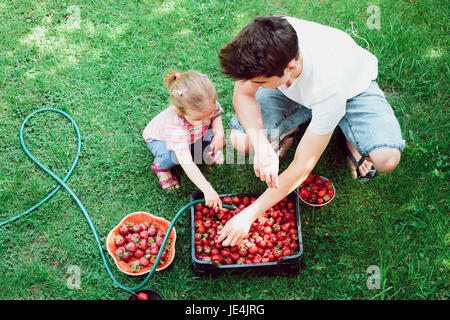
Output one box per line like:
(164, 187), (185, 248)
(0, 0), (448, 300)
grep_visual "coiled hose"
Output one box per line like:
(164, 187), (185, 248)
(1, 108), (235, 293)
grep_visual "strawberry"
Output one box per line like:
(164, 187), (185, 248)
(317, 189), (326, 197)
(126, 241), (137, 252)
(139, 222), (148, 231)
(121, 251), (133, 262)
(222, 196), (232, 205)
(147, 225), (157, 237)
(115, 247), (125, 259)
(139, 239), (148, 250)
(137, 292), (149, 300)
(281, 223), (290, 232)
(130, 261), (142, 273)
(139, 257), (150, 267)
(140, 231), (149, 239)
(119, 225), (129, 236)
(115, 235), (125, 246)
(248, 245), (258, 255)
(134, 248), (144, 259)
(132, 224), (142, 233)
(221, 248), (230, 258)
(131, 233), (140, 244)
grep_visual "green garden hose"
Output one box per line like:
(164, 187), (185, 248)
(1, 108), (235, 293)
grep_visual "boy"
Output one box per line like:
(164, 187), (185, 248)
(216, 16), (405, 246)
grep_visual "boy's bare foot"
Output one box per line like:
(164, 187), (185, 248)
(345, 139), (374, 179)
(155, 170), (180, 190)
(272, 128), (297, 158)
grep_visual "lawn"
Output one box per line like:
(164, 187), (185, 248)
(0, 0), (448, 300)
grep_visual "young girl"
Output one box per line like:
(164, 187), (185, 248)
(142, 70), (226, 208)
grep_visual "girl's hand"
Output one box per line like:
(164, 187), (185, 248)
(210, 132), (226, 154)
(204, 188), (222, 209)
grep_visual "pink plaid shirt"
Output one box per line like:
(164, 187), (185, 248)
(142, 101), (223, 151)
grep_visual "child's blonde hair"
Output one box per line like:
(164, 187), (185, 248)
(163, 70), (216, 115)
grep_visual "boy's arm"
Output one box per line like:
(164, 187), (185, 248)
(233, 81), (280, 189)
(217, 127), (332, 246)
(174, 149), (222, 208)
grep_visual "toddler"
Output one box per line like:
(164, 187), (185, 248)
(143, 70), (226, 208)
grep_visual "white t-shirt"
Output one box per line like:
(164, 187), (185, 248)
(278, 17), (378, 135)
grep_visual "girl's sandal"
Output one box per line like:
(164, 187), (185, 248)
(151, 163), (181, 190)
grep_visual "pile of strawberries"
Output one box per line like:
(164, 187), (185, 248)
(194, 195), (300, 265)
(114, 222), (171, 273)
(298, 173), (335, 205)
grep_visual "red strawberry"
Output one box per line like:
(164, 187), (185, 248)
(139, 257), (150, 267)
(121, 251), (133, 262)
(221, 248), (231, 258)
(137, 292), (149, 300)
(318, 189), (326, 197)
(252, 256), (261, 263)
(130, 261), (142, 273)
(248, 245), (258, 255)
(139, 222), (148, 231)
(315, 177), (323, 185)
(126, 242), (137, 252)
(222, 197), (232, 205)
(150, 246), (159, 255)
(202, 207), (210, 216)
(127, 223), (135, 232)
(140, 231), (149, 239)
(115, 247), (125, 259)
(147, 225), (157, 237)
(139, 239), (148, 250)
(115, 235), (125, 247)
(125, 233), (134, 243)
(281, 223), (290, 232)
(119, 225), (129, 236)
(134, 248), (144, 259)
(211, 254), (222, 264)
(231, 252), (240, 262)
(132, 224), (142, 233)
(131, 233), (140, 243)
(155, 236), (163, 247)
(316, 197), (324, 205)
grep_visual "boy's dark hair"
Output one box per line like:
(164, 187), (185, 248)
(219, 15), (299, 80)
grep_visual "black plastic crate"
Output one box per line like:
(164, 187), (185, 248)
(191, 190), (303, 277)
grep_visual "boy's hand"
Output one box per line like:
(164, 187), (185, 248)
(254, 144), (279, 189)
(204, 188), (223, 209)
(216, 209), (254, 247)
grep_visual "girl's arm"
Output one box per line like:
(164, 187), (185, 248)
(174, 149), (222, 209)
(209, 114), (226, 153)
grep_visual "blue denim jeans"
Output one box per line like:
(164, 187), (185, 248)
(146, 129), (214, 170)
(228, 81), (405, 156)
